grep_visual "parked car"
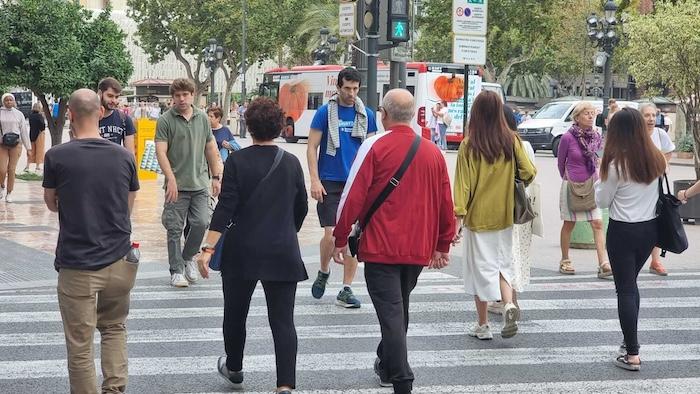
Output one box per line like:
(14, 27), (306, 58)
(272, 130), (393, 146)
(517, 99), (638, 157)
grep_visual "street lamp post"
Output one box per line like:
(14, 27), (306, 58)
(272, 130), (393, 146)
(312, 27), (339, 66)
(586, 0), (622, 123)
(204, 38), (224, 106)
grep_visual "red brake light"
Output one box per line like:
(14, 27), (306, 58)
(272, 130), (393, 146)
(417, 106), (426, 127)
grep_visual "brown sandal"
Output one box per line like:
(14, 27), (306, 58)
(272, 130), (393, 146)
(559, 259), (575, 275)
(598, 261), (613, 279)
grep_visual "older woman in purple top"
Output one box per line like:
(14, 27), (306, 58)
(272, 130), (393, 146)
(557, 102), (611, 278)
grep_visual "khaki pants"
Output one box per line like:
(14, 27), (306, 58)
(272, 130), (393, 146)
(28, 131), (46, 165)
(0, 143), (21, 192)
(57, 259), (138, 394)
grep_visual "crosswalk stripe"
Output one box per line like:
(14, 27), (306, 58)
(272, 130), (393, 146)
(193, 377), (700, 394)
(3, 296), (699, 323)
(2, 344), (700, 380)
(2, 317), (699, 347)
(529, 272), (700, 282)
(2, 276), (699, 304)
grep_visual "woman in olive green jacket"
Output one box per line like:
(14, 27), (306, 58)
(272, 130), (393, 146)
(454, 91), (536, 341)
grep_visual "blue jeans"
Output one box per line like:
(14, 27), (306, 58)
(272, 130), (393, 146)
(438, 124), (447, 150)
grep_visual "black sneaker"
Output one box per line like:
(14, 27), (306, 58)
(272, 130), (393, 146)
(217, 356), (243, 389)
(374, 358), (392, 387)
(311, 270), (330, 299)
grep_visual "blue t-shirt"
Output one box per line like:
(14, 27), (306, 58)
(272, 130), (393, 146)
(311, 104), (377, 182)
(213, 126), (234, 150)
(99, 110), (136, 146)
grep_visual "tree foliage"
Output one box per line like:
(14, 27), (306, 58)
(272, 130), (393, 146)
(0, 0), (132, 145)
(625, 0), (700, 177)
(128, 0), (307, 115)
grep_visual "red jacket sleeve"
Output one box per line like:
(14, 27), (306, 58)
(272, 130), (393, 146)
(333, 145), (375, 247)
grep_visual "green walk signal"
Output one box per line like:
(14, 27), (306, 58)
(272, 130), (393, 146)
(391, 20), (409, 41)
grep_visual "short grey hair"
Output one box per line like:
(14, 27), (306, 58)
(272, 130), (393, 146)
(638, 102), (658, 114)
(68, 89), (101, 120)
(382, 92), (415, 123)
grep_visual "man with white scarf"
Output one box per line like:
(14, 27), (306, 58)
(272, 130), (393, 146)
(306, 67), (378, 308)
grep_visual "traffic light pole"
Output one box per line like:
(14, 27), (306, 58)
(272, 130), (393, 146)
(366, 34), (379, 110)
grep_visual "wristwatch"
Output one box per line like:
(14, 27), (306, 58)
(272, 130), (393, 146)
(212, 175), (221, 181)
(201, 243), (215, 254)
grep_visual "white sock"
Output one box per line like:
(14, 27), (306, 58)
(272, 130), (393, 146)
(319, 268), (330, 274)
(343, 284), (351, 289)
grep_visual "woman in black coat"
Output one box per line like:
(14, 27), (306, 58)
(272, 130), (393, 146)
(197, 98), (308, 394)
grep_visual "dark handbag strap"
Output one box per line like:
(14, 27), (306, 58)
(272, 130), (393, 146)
(658, 173), (671, 195)
(226, 147), (284, 228)
(359, 134), (421, 229)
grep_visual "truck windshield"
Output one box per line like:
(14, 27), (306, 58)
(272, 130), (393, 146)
(533, 103), (571, 120)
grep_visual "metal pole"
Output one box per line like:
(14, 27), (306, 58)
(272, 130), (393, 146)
(398, 61), (406, 88)
(390, 61), (399, 89)
(463, 65), (469, 135)
(210, 67), (215, 106)
(366, 33), (378, 110)
(241, 0), (247, 104)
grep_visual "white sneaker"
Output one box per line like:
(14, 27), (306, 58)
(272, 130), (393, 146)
(5, 193), (13, 203)
(170, 273), (189, 287)
(501, 302), (520, 338)
(184, 260), (199, 283)
(468, 323), (493, 340)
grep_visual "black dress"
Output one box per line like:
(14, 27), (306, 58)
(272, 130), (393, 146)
(209, 145), (308, 282)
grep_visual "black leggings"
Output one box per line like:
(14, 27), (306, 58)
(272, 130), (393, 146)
(606, 218), (658, 356)
(222, 278), (298, 388)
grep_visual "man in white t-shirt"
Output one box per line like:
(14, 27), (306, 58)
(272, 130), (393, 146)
(641, 103), (675, 276)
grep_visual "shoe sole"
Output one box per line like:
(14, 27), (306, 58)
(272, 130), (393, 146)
(501, 307), (519, 338)
(467, 332), (493, 340)
(171, 282), (189, 288)
(613, 358), (640, 371)
(649, 268), (668, 276)
(335, 300), (361, 308)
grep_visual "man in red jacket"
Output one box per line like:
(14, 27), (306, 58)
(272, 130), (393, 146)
(333, 89), (456, 394)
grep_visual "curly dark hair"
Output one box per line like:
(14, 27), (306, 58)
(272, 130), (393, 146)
(245, 97), (284, 141)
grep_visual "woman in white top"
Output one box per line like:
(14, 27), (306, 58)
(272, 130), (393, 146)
(0, 93), (31, 203)
(594, 108), (667, 372)
(436, 100), (448, 151)
(639, 102), (675, 276)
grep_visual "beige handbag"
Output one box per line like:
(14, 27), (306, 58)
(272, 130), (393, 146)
(567, 176), (596, 212)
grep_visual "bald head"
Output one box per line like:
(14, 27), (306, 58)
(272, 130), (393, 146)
(68, 89), (103, 137)
(382, 89), (415, 127)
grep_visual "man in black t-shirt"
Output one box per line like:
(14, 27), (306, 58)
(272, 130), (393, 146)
(98, 77), (136, 156)
(43, 88), (140, 394)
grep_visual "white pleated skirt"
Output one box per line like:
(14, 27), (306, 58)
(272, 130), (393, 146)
(462, 226), (514, 301)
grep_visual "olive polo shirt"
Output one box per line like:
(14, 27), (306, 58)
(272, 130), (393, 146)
(155, 105), (214, 191)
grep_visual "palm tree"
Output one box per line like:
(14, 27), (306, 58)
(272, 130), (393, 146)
(295, 2), (339, 53)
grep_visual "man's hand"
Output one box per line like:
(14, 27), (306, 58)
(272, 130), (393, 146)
(165, 177), (178, 203)
(196, 252), (211, 279)
(211, 179), (221, 198)
(310, 179), (327, 202)
(428, 251), (450, 269)
(333, 245), (348, 264)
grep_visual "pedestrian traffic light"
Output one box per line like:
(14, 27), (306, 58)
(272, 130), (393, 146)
(387, 0), (410, 43)
(364, 0), (381, 34)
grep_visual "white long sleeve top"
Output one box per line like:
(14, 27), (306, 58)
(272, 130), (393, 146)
(594, 163), (659, 223)
(0, 107), (31, 150)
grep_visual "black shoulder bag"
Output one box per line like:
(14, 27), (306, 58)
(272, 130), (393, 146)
(209, 147), (284, 270)
(656, 173), (688, 257)
(348, 134), (421, 260)
(0, 116), (20, 147)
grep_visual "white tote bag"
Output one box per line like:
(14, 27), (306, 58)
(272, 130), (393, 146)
(527, 182), (544, 238)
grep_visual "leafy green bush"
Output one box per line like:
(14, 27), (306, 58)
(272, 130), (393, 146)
(676, 133), (695, 153)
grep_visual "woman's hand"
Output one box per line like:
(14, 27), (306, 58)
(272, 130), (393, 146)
(222, 140), (231, 149)
(452, 219), (463, 246)
(196, 252), (212, 279)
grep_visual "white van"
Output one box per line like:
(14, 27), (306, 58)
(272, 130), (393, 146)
(517, 99), (638, 157)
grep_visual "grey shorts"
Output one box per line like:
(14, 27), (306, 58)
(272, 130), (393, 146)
(316, 180), (345, 228)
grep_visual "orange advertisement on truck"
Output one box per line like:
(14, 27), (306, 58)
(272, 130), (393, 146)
(259, 63), (503, 148)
